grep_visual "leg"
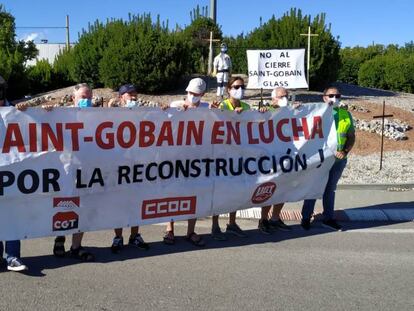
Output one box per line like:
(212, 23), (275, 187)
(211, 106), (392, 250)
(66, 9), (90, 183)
(163, 222), (175, 245)
(212, 215), (220, 229)
(226, 212), (247, 237)
(258, 206), (272, 234)
(269, 203), (292, 231)
(129, 226), (149, 250)
(186, 218), (205, 247)
(302, 199), (316, 220)
(5, 240), (27, 271)
(114, 228), (123, 238)
(322, 159), (347, 220)
(211, 215), (227, 241)
(229, 212), (237, 225)
(216, 73), (224, 97)
(70, 233), (94, 261)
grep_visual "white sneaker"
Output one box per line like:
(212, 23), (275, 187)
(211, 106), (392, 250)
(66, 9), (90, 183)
(7, 257), (28, 272)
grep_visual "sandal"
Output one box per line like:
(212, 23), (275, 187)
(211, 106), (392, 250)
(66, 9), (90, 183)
(53, 236), (66, 257)
(186, 232), (205, 247)
(69, 246), (95, 262)
(163, 231), (175, 245)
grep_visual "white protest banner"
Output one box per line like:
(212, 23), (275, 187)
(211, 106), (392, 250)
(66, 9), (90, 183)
(246, 49), (308, 89)
(0, 104), (336, 240)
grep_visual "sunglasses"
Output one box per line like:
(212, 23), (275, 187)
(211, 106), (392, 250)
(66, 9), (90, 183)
(232, 85), (246, 90)
(327, 94), (341, 98)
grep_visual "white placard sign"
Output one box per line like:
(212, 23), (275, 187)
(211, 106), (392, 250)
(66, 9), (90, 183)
(247, 49), (308, 89)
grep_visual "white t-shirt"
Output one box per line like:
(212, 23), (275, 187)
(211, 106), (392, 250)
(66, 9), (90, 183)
(169, 100), (209, 109)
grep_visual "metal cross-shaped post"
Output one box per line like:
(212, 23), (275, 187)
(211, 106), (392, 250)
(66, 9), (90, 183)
(373, 100), (394, 170)
(300, 26), (318, 90)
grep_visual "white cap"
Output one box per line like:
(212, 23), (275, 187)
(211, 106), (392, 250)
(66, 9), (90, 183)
(185, 78), (206, 94)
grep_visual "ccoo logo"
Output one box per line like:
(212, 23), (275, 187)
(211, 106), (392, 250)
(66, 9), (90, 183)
(251, 182), (276, 204)
(53, 197), (80, 209)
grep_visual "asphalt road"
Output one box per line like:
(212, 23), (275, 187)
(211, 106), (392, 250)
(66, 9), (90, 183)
(1, 219), (414, 311)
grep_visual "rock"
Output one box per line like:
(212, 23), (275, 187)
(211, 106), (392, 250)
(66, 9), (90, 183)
(354, 117), (411, 141)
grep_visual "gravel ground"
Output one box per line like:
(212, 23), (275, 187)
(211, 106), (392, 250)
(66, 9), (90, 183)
(341, 151), (414, 184)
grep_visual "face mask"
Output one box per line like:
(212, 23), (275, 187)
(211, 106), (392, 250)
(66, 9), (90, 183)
(187, 93), (201, 104)
(278, 96), (288, 107)
(230, 88), (244, 100)
(221, 48), (227, 53)
(126, 100), (138, 108)
(329, 98), (340, 107)
(77, 98), (92, 108)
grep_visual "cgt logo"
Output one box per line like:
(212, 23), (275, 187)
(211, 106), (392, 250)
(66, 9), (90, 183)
(53, 197), (80, 209)
(251, 182), (277, 204)
(53, 211), (79, 231)
(142, 196), (197, 219)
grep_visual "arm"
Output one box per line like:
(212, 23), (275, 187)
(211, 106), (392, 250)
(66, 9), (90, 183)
(336, 129), (355, 159)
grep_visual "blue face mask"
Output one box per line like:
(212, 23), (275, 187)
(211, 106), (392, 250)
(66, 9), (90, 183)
(77, 98), (92, 108)
(221, 48), (227, 53)
(125, 100), (138, 108)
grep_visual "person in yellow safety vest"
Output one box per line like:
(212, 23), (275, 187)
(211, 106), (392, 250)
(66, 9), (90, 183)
(258, 87), (295, 235)
(210, 77), (250, 240)
(213, 42), (232, 99)
(301, 86), (356, 231)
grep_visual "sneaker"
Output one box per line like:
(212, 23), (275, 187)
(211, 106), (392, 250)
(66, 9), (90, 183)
(269, 219), (292, 231)
(226, 223), (248, 238)
(111, 236), (124, 254)
(258, 219), (272, 235)
(211, 226), (228, 241)
(322, 219), (342, 231)
(7, 257), (28, 272)
(301, 218), (311, 231)
(129, 233), (150, 250)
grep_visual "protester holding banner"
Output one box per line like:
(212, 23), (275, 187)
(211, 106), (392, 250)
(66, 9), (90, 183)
(162, 78), (208, 247)
(301, 86), (355, 231)
(110, 84), (149, 253)
(52, 83), (95, 261)
(210, 77), (251, 239)
(258, 87), (294, 234)
(213, 43), (232, 99)
(0, 75), (29, 272)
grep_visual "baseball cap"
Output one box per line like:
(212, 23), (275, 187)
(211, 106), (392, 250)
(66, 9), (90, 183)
(185, 78), (206, 94)
(119, 84), (137, 95)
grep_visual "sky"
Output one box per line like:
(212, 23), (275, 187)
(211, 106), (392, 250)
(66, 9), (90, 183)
(1, 0), (413, 48)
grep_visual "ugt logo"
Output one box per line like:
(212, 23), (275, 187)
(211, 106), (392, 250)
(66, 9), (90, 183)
(251, 182), (276, 204)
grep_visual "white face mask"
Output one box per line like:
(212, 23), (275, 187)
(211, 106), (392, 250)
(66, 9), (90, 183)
(230, 88), (244, 100)
(329, 98), (340, 107)
(125, 100), (138, 108)
(278, 96), (288, 107)
(187, 93), (201, 104)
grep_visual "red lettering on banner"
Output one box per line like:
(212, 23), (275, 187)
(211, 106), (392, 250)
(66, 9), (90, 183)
(247, 122), (259, 144)
(96, 121), (114, 149)
(142, 196), (197, 219)
(29, 123), (37, 152)
(117, 121), (136, 148)
(226, 121), (240, 144)
(211, 121), (225, 144)
(41, 123), (64, 151)
(292, 118), (310, 141)
(2, 123), (26, 153)
(258, 120), (274, 143)
(65, 123), (83, 151)
(157, 121), (174, 146)
(276, 118), (291, 142)
(176, 121), (184, 145)
(187, 121), (204, 145)
(311, 116), (324, 139)
(139, 121), (155, 147)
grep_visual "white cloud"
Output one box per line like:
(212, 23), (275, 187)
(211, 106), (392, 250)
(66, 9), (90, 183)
(23, 33), (40, 42)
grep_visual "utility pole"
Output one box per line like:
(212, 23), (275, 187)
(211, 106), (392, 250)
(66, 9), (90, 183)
(300, 26), (318, 90)
(208, 0), (217, 75)
(66, 15), (70, 50)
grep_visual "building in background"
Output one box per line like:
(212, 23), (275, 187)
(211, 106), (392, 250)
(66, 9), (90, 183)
(26, 43), (74, 66)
